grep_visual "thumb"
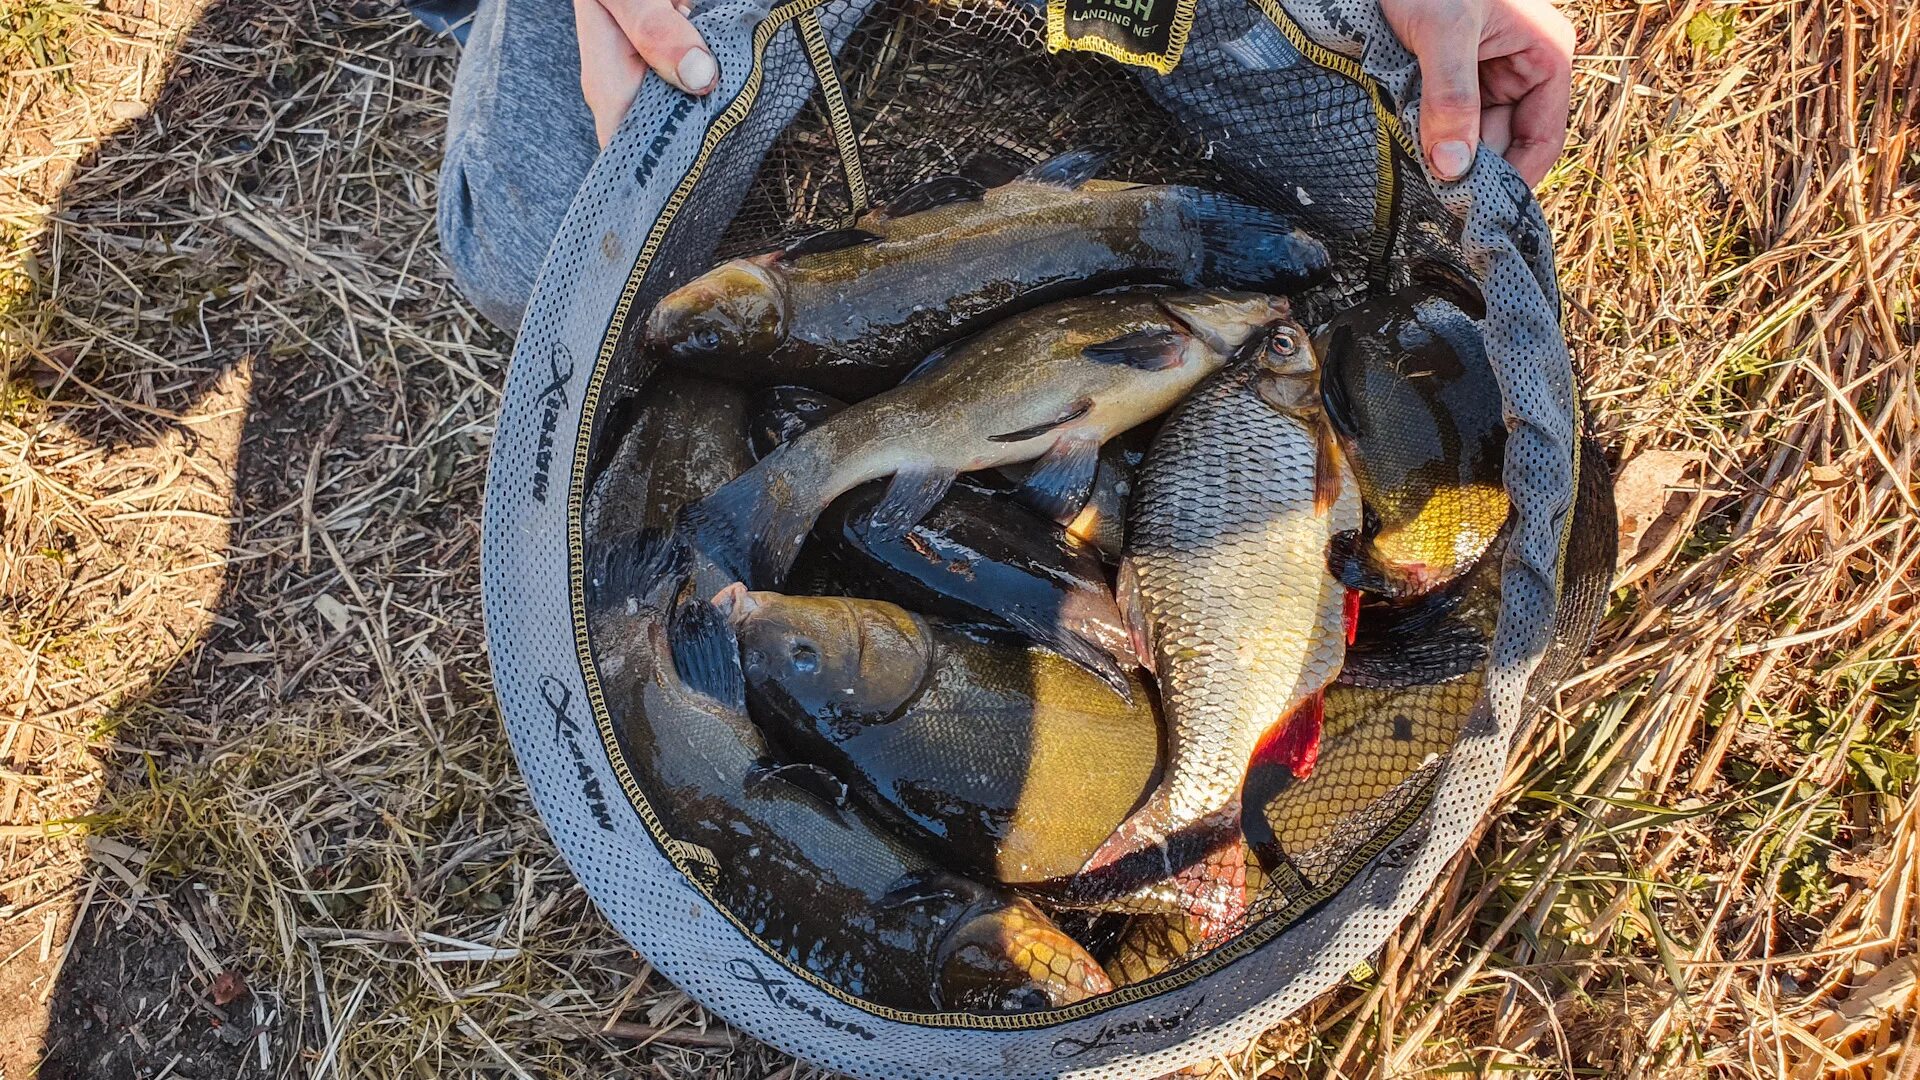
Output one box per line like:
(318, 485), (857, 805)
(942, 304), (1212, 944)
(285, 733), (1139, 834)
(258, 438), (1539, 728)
(1410, 18), (1484, 181)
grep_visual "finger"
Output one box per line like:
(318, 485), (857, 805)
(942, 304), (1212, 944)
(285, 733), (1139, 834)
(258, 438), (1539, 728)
(1501, 69), (1571, 188)
(1480, 102), (1513, 159)
(1487, 6), (1574, 187)
(1406, 7), (1487, 181)
(576, 0), (649, 146)
(599, 0), (717, 96)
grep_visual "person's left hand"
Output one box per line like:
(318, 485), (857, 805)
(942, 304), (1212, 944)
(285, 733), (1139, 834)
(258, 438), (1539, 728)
(1380, 0), (1576, 188)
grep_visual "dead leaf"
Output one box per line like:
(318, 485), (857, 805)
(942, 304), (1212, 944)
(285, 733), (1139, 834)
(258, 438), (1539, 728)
(1613, 449), (1708, 588)
(210, 968), (250, 1006)
(1807, 463), (1845, 489)
(313, 593), (352, 634)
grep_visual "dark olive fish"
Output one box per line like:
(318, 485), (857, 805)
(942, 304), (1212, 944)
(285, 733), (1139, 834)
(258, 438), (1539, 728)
(1317, 287), (1509, 598)
(747, 383), (1136, 688)
(648, 151), (1327, 398)
(726, 590), (1160, 891)
(588, 545), (1111, 1012)
(681, 290), (1286, 592)
(789, 480), (1136, 691)
(583, 373), (754, 544)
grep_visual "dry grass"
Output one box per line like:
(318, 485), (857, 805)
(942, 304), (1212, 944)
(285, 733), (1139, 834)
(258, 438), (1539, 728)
(0, 0), (1913, 1077)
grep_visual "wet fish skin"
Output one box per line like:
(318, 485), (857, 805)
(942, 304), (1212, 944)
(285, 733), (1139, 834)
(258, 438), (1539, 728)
(682, 290), (1288, 591)
(790, 479), (1137, 690)
(582, 372), (754, 543)
(749, 386), (846, 461)
(1316, 287), (1508, 598)
(586, 549), (1109, 1012)
(647, 163), (1327, 399)
(729, 591), (1160, 890)
(1074, 317), (1359, 925)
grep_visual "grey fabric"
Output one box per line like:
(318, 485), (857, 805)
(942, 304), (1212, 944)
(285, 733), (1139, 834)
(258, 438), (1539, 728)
(438, 0), (599, 330)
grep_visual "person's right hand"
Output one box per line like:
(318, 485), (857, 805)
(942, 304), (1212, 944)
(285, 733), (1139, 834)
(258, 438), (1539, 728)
(1379, 0), (1576, 189)
(576, 0), (717, 147)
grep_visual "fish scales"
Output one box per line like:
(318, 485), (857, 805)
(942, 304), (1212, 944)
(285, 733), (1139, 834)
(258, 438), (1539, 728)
(1129, 359), (1358, 828)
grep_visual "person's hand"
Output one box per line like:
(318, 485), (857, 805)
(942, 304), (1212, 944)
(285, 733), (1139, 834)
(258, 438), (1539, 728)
(1380, 0), (1575, 188)
(576, 0), (717, 147)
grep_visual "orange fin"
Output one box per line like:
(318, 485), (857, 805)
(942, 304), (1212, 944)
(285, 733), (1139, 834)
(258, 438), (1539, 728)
(1313, 419), (1344, 515)
(1251, 692), (1326, 781)
(1344, 586), (1361, 646)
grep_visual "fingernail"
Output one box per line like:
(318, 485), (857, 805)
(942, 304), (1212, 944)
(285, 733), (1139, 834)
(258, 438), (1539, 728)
(676, 0), (692, 14)
(1431, 140), (1473, 181)
(677, 48), (716, 93)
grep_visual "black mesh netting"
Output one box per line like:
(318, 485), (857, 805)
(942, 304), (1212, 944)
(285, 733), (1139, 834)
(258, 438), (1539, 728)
(570, 0), (1596, 1023)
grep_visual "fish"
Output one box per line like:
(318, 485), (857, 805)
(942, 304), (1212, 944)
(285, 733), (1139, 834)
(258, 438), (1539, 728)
(725, 590), (1160, 891)
(582, 372), (754, 544)
(1316, 287), (1509, 598)
(789, 479), (1137, 690)
(1070, 316), (1360, 930)
(753, 386), (1136, 685)
(587, 539), (1111, 1012)
(680, 289), (1289, 591)
(749, 385), (846, 460)
(1062, 438), (1145, 560)
(646, 150), (1328, 399)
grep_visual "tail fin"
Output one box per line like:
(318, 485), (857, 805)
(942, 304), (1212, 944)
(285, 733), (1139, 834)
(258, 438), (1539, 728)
(586, 526), (689, 611)
(1070, 794), (1247, 930)
(1187, 192), (1331, 289)
(678, 448), (824, 589)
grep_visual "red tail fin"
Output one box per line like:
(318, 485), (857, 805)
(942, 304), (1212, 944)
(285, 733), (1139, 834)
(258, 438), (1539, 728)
(1344, 586), (1361, 645)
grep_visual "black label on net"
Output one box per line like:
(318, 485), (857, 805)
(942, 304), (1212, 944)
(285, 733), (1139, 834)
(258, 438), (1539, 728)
(1047, 0), (1196, 75)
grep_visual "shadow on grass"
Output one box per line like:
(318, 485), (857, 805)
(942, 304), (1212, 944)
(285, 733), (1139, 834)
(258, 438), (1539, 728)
(0, 4), (594, 1076)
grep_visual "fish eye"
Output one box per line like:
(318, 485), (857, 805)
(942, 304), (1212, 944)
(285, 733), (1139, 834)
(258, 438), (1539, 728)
(789, 641), (819, 673)
(1270, 330), (1297, 354)
(690, 327), (722, 352)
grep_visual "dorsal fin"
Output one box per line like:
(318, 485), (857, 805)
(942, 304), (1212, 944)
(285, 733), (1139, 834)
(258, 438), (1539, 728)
(898, 341), (957, 385)
(878, 175), (987, 218)
(1020, 147), (1112, 187)
(957, 147), (1031, 188)
(776, 227), (883, 261)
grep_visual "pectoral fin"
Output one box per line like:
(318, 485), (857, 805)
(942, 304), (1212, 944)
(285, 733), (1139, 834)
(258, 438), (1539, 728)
(667, 589), (746, 711)
(1013, 433), (1101, 522)
(1115, 557), (1156, 673)
(1313, 419), (1345, 516)
(865, 466), (957, 541)
(1082, 329), (1186, 370)
(988, 397), (1093, 443)
(748, 761), (851, 814)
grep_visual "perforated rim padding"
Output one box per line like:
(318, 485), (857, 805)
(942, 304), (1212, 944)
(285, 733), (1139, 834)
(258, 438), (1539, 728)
(478, 0), (1578, 1072)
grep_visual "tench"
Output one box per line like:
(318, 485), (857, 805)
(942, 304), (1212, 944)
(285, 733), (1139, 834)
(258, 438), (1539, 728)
(647, 151), (1327, 398)
(1071, 316), (1359, 927)
(583, 372), (753, 543)
(588, 540), (1112, 1012)
(1317, 288), (1508, 598)
(790, 479), (1137, 690)
(725, 590), (1160, 890)
(681, 290), (1288, 591)
(749, 385), (846, 460)
(753, 387), (1135, 685)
